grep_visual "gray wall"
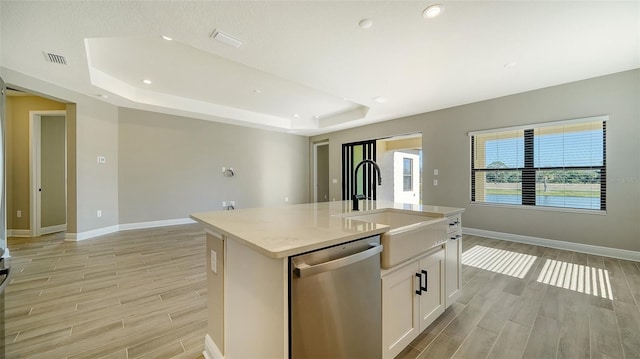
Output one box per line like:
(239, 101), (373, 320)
(118, 108), (309, 224)
(311, 69), (640, 252)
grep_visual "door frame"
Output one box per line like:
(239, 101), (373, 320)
(29, 110), (67, 237)
(312, 141), (329, 202)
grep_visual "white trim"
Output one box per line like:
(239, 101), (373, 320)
(119, 218), (196, 231)
(467, 114), (608, 136)
(464, 227), (640, 262)
(40, 224), (67, 235)
(29, 110), (67, 237)
(204, 334), (223, 359)
(65, 225), (120, 241)
(65, 218), (197, 241)
(7, 229), (31, 237)
(469, 202), (607, 216)
(3, 248), (10, 258)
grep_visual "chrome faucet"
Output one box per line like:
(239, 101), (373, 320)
(352, 159), (382, 211)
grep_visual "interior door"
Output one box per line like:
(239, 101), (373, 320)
(31, 113), (67, 236)
(39, 115), (67, 233)
(314, 142), (329, 202)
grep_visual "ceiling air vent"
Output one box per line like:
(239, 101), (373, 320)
(43, 52), (68, 65)
(211, 29), (245, 48)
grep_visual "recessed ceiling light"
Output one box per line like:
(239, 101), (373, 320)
(96, 94), (108, 99)
(161, 35), (173, 41)
(253, 89), (262, 94)
(372, 96), (387, 103)
(293, 114), (300, 118)
(142, 79), (152, 85)
(423, 4), (444, 19)
(359, 19), (373, 29)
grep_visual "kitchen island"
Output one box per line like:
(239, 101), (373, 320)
(191, 200), (464, 359)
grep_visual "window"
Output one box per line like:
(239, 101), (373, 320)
(403, 158), (413, 191)
(470, 116), (607, 211)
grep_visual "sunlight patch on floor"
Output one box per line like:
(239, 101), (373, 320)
(462, 245), (537, 279)
(535, 259), (613, 300)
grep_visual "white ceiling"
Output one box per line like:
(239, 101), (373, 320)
(1, 1), (638, 136)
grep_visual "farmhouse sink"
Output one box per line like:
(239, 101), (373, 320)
(345, 209), (447, 269)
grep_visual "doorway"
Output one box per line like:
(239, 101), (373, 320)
(313, 141), (329, 202)
(341, 134), (422, 204)
(342, 140), (377, 201)
(30, 111), (67, 236)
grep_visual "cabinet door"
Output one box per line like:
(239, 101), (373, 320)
(418, 249), (445, 331)
(445, 231), (462, 306)
(382, 261), (420, 359)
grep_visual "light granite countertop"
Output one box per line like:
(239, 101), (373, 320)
(190, 200), (464, 259)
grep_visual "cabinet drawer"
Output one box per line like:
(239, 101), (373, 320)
(447, 230), (462, 242)
(446, 215), (462, 233)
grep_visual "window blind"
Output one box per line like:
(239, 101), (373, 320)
(471, 116), (607, 211)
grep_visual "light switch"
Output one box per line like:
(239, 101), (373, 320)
(97, 156), (106, 164)
(332, 179), (338, 184)
(433, 179), (438, 186)
(434, 169), (439, 176)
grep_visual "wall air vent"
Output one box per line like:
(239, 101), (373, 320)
(43, 52), (68, 65)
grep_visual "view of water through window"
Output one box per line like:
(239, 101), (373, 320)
(471, 118), (606, 211)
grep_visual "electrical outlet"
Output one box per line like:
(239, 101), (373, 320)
(284, 197), (289, 203)
(97, 210), (102, 217)
(17, 210), (22, 218)
(433, 179), (438, 186)
(434, 169), (439, 176)
(230, 201), (235, 207)
(222, 201), (226, 208)
(97, 156), (106, 164)
(210, 249), (217, 274)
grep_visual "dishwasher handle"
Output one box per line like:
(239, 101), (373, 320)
(294, 243), (383, 278)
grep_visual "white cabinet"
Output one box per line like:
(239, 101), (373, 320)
(445, 230), (462, 306)
(382, 248), (445, 359)
(445, 213), (463, 307)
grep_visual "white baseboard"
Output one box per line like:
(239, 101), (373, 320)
(40, 224), (67, 236)
(7, 229), (31, 237)
(204, 334), (223, 359)
(464, 227), (640, 262)
(65, 225), (120, 241)
(119, 218), (196, 231)
(64, 218), (197, 241)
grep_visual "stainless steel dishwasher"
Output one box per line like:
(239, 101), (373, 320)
(290, 235), (382, 359)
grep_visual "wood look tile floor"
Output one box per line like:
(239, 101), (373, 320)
(5, 226), (640, 359)
(397, 235), (640, 359)
(5, 224), (207, 359)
